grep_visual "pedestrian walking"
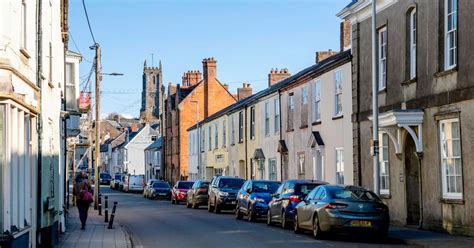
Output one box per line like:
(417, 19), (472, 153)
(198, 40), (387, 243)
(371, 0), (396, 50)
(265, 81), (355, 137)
(73, 172), (93, 230)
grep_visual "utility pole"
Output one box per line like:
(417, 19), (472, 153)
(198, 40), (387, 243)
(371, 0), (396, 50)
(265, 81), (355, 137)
(94, 43), (101, 209)
(371, 1), (380, 195)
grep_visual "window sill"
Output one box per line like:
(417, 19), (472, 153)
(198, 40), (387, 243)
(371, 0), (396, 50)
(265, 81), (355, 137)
(287, 129), (294, 132)
(238, 141), (244, 144)
(332, 115), (343, 120)
(401, 77), (417, 86)
(300, 125), (308, 129)
(378, 88), (387, 94)
(20, 48), (31, 59)
(312, 121), (321, 126)
(439, 198), (464, 205)
(434, 66), (458, 78)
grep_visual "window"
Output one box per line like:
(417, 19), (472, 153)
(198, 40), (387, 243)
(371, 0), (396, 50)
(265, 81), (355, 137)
(238, 111), (244, 142)
(336, 148), (344, 184)
(409, 9), (417, 79)
(214, 124), (218, 149)
(21, 0), (27, 49)
(264, 102), (270, 136)
(287, 93), (294, 131)
(301, 87), (308, 127)
(231, 115), (235, 145)
(379, 132), (390, 195)
(378, 27), (387, 90)
(334, 70), (343, 116)
(250, 106), (255, 139)
(313, 79), (321, 122)
(298, 153), (305, 177)
(445, 0), (457, 69)
(269, 158), (277, 180)
(200, 129), (205, 152)
(440, 118), (462, 199)
(274, 98), (280, 133)
(222, 120), (226, 148)
(208, 126), (212, 151)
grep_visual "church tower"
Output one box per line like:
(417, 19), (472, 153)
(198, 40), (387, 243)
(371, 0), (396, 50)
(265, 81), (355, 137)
(139, 60), (164, 124)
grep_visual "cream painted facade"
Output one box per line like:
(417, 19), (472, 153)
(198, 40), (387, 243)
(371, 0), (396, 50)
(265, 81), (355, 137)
(227, 109), (248, 179)
(202, 115), (229, 179)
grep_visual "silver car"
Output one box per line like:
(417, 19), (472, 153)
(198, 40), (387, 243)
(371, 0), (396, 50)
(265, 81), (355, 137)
(294, 185), (390, 239)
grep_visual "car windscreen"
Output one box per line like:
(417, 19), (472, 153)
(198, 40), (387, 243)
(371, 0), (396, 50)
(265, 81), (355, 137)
(114, 175), (122, 180)
(177, 182), (194, 189)
(295, 184), (318, 195)
(329, 187), (381, 202)
(218, 178), (245, 189)
(253, 182), (280, 193)
(200, 182), (210, 188)
(153, 182), (170, 188)
(100, 174), (111, 179)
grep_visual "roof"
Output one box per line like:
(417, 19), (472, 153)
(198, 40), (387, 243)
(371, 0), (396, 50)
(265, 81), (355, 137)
(188, 50), (351, 131)
(253, 148), (265, 160)
(105, 120), (122, 129)
(145, 137), (163, 151)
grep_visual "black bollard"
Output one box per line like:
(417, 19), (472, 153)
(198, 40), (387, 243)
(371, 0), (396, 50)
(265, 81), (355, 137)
(104, 196), (109, 222)
(98, 193), (102, 216)
(108, 201), (118, 229)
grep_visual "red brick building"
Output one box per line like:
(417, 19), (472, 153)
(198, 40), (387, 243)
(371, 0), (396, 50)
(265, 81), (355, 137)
(164, 58), (236, 183)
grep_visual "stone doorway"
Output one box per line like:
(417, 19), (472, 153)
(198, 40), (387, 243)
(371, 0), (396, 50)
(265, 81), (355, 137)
(405, 136), (421, 226)
(282, 154), (289, 180)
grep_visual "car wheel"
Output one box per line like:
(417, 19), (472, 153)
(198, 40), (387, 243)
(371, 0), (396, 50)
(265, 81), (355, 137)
(207, 199), (214, 212)
(294, 212), (302, 234)
(214, 199), (221, 214)
(266, 210), (273, 226)
(235, 206), (243, 220)
(312, 214), (324, 239)
(281, 210), (289, 229)
(247, 205), (254, 222)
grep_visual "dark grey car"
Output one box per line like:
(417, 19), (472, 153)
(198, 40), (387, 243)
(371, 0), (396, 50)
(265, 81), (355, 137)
(186, 180), (210, 209)
(208, 176), (245, 214)
(293, 185), (390, 239)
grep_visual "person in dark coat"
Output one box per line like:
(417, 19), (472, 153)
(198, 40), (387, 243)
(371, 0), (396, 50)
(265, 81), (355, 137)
(73, 172), (93, 230)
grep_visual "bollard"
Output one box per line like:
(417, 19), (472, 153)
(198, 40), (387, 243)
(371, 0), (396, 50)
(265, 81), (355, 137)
(104, 196), (109, 222)
(98, 193), (102, 216)
(108, 201), (118, 229)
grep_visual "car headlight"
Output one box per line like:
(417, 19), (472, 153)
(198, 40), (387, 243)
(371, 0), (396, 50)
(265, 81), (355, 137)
(219, 192), (229, 197)
(254, 198), (265, 203)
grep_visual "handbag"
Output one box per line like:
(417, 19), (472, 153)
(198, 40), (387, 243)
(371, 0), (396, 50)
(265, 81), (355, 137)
(79, 183), (94, 203)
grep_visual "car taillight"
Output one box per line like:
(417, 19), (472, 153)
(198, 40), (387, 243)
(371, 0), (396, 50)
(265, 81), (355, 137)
(197, 188), (206, 193)
(324, 202), (348, 209)
(288, 195), (301, 203)
(375, 204), (389, 212)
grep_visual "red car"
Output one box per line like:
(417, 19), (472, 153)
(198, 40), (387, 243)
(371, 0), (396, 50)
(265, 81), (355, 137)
(171, 181), (194, 204)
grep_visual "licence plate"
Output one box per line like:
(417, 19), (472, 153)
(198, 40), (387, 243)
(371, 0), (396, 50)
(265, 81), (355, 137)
(350, 220), (372, 227)
(231, 201), (236, 204)
(159, 193), (166, 196)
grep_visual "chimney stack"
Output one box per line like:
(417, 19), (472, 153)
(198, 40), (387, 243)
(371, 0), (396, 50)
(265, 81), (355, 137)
(315, 49), (338, 63)
(237, 83), (252, 100)
(340, 20), (351, 51)
(182, 70), (202, 87)
(168, 82), (177, 95)
(268, 68), (291, 87)
(202, 57), (217, 81)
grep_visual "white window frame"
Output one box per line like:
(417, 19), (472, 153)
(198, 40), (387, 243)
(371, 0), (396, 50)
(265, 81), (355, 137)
(268, 158), (277, 181)
(274, 98), (280, 133)
(409, 9), (417, 79)
(379, 132), (390, 195)
(334, 70), (343, 117)
(378, 27), (387, 90)
(230, 115), (235, 145)
(208, 126), (212, 151)
(264, 101), (270, 136)
(313, 79), (321, 122)
(222, 120), (226, 148)
(336, 148), (344, 184)
(298, 153), (305, 175)
(250, 106), (256, 140)
(444, 0), (457, 70)
(439, 118), (462, 199)
(20, 0), (27, 50)
(288, 94), (295, 130)
(214, 123), (218, 149)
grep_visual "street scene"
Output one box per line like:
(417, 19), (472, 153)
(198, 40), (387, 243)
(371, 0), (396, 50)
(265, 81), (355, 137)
(1, 0), (474, 247)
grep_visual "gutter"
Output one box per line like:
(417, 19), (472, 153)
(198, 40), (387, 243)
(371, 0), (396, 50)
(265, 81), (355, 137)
(36, 0), (44, 241)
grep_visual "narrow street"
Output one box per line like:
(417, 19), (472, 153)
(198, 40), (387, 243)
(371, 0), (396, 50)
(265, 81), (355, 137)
(100, 187), (405, 248)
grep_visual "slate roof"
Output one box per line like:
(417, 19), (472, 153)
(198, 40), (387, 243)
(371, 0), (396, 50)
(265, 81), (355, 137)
(188, 49), (352, 131)
(145, 137), (163, 151)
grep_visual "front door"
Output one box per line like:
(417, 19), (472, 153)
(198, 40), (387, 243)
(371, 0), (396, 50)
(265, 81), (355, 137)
(405, 136), (421, 226)
(239, 160), (245, 179)
(282, 154), (289, 180)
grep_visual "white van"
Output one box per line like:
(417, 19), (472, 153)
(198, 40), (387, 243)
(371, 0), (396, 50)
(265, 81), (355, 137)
(123, 175), (145, 193)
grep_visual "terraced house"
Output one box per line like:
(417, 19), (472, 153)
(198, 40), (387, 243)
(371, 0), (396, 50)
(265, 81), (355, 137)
(339, 0), (474, 235)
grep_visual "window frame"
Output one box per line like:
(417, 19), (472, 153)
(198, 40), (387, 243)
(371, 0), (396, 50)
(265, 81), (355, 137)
(439, 118), (463, 199)
(264, 101), (270, 136)
(336, 148), (344, 184)
(378, 26), (387, 90)
(379, 132), (390, 195)
(214, 123), (218, 149)
(297, 152), (305, 176)
(208, 126), (212, 151)
(313, 79), (321, 123)
(287, 93), (295, 131)
(301, 86), (309, 127)
(238, 111), (244, 143)
(274, 98), (280, 134)
(222, 119), (226, 148)
(250, 106), (256, 140)
(409, 8), (417, 80)
(268, 158), (277, 181)
(334, 70), (343, 117)
(444, 0), (457, 70)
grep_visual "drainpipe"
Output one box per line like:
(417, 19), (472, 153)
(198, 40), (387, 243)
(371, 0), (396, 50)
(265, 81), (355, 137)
(244, 108), (248, 179)
(278, 92), (283, 181)
(36, 0), (43, 243)
(417, 152), (424, 229)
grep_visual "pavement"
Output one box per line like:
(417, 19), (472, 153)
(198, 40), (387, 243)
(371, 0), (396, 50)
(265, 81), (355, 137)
(57, 190), (133, 248)
(389, 226), (474, 247)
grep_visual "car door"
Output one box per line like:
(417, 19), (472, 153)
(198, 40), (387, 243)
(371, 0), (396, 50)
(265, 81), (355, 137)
(237, 181), (248, 210)
(243, 181), (252, 212)
(274, 182), (290, 221)
(269, 183), (284, 218)
(300, 188), (321, 229)
(210, 178), (219, 205)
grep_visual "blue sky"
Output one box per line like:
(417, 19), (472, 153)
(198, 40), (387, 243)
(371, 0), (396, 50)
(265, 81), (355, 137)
(69, 0), (349, 118)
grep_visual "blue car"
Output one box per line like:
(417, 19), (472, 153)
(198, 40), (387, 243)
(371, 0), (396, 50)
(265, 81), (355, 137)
(267, 180), (327, 229)
(235, 180), (281, 222)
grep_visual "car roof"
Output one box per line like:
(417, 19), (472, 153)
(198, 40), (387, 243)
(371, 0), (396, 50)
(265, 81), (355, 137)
(217, 176), (244, 179)
(283, 179), (328, 185)
(249, 180), (280, 183)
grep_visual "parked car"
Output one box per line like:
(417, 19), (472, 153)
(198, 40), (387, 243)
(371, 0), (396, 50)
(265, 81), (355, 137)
(185, 180), (210, 209)
(149, 181), (172, 200)
(208, 176), (245, 214)
(236, 180), (281, 221)
(143, 179), (161, 198)
(110, 174), (124, 190)
(293, 185), (390, 238)
(267, 180), (327, 229)
(99, 172), (112, 185)
(123, 175), (145, 193)
(171, 181), (194, 204)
